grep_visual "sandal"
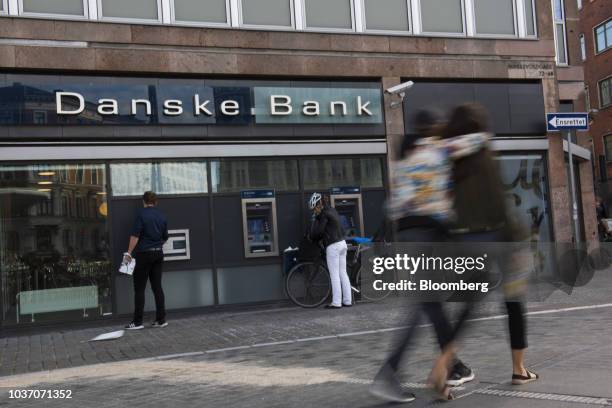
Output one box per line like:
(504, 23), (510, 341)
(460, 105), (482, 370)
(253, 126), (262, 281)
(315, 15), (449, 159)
(512, 368), (539, 385)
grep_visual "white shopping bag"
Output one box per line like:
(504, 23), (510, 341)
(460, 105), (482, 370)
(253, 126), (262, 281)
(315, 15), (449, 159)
(89, 330), (125, 342)
(118, 252), (136, 275)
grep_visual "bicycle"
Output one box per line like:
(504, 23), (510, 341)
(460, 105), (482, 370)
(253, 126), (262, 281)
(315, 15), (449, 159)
(285, 237), (394, 308)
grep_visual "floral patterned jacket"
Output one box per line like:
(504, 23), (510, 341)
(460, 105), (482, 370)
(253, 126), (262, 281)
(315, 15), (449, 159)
(386, 132), (491, 224)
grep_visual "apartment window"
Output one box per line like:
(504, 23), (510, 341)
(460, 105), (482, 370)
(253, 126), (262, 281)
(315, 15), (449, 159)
(419, 0), (464, 34)
(595, 19), (612, 53)
(363, 0), (410, 32)
(552, 0), (568, 64)
(524, 0), (536, 36)
(605, 135), (612, 161)
(577, 0), (582, 9)
(20, 0), (87, 17)
(172, 0), (229, 25)
(241, 0), (292, 27)
(98, 0), (160, 21)
(474, 0), (515, 35)
(599, 77), (612, 109)
(585, 85), (591, 112)
(580, 34), (586, 60)
(303, 0), (353, 30)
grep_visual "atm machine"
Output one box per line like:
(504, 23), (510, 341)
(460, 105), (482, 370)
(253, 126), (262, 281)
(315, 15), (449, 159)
(330, 186), (364, 239)
(241, 190), (279, 258)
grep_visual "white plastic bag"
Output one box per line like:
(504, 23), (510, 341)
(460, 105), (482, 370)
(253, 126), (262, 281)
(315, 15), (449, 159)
(118, 252), (136, 275)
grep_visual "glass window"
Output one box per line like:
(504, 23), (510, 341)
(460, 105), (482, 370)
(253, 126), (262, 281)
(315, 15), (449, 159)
(99, 0), (159, 20)
(524, 0), (536, 36)
(420, 0), (463, 34)
(599, 77), (611, 108)
(580, 34), (586, 60)
(304, 0), (353, 30)
(474, 0), (515, 35)
(22, 0), (85, 16)
(302, 158), (384, 190)
(0, 164), (111, 326)
(364, 0), (409, 32)
(111, 162), (208, 196)
(595, 20), (612, 53)
(1, 1), (5, 12)
(241, 0), (292, 27)
(497, 155), (551, 242)
(555, 23), (568, 64)
(173, 0), (227, 24)
(553, 0), (563, 21)
(577, 0), (582, 9)
(605, 135), (612, 161)
(210, 160), (299, 193)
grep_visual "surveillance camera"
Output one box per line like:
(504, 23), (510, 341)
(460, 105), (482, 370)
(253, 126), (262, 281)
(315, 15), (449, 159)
(385, 81), (414, 95)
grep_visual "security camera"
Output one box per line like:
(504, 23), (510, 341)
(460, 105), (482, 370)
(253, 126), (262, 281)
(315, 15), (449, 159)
(385, 81), (414, 95)
(386, 81), (414, 108)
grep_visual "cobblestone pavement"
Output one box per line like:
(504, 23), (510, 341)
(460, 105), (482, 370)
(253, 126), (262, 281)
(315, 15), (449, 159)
(0, 271), (611, 407)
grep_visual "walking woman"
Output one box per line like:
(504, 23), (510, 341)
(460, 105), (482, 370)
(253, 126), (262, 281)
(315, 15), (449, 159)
(309, 193), (352, 309)
(370, 109), (489, 403)
(444, 103), (539, 385)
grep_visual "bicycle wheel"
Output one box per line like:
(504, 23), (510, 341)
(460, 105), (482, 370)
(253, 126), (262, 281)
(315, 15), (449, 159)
(286, 262), (331, 308)
(357, 267), (393, 302)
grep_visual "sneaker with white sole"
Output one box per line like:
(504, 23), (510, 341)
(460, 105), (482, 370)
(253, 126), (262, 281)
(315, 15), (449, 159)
(151, 321), (168, 328)
(446, 360), (475, 387)
(125, 322), (144, 330)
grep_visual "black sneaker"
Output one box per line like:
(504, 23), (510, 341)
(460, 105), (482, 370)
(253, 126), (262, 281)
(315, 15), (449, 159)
(369, 364), (416, 403)
(125, 322), (144, 330)
(446, 360), (475, 387)
(151, 321), (168, 328)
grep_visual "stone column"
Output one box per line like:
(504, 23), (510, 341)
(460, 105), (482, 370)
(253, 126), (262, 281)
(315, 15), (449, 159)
(542, 76), (572, 243)
(382, 77), (405, 181)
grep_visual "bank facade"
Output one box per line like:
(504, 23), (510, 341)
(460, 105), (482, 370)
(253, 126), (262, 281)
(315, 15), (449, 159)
(0, 0), (597, 328)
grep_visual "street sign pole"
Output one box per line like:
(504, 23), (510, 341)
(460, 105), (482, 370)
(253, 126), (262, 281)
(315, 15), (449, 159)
(546, 112), (589, 245)
(566, 130), (580, 244)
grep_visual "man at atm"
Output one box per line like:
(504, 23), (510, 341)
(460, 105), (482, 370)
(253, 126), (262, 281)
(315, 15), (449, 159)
(124, 191), (169, 330)
(309, 193), (352, 309)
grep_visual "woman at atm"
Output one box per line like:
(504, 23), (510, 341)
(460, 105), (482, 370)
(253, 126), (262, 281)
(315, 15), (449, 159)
(309, 192), (352, 309)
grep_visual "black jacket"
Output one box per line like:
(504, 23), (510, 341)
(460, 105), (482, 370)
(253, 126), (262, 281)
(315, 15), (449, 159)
(310, 207), (345, 248)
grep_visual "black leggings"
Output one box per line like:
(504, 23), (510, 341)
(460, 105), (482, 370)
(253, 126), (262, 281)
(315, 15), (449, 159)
(506, 301), (527, 350)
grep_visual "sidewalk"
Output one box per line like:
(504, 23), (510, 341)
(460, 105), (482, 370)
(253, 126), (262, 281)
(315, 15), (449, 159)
(1, 271), (611, 407)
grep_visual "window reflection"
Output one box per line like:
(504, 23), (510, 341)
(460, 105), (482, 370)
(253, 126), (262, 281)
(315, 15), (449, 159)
(0, 164), (110, 325)
(497, 155), (551, 243)
(302, 158), (384, 190)
(111, 162), (208, 196)
(211, 160), (298, 193)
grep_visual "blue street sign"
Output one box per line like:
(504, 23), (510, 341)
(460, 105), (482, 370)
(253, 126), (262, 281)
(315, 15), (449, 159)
(546, 112), (589, 131)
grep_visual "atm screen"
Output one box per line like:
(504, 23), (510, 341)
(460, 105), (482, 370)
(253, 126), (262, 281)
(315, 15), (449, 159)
(248, 218), (266, 234)
(339, 214), (353, 231)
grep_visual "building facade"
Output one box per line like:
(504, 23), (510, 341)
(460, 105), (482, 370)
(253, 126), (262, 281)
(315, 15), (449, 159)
(576, 0), (612, 197)
(0, 0), (598, 328)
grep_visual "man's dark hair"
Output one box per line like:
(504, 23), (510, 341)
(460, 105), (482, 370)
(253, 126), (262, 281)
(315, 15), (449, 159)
(142, 191), (158, 205)
(442, 103), (489, 138)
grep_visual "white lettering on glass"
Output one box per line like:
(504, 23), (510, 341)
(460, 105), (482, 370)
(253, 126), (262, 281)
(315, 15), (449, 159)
(56, 92), (85, 115)
(270, 95), (292, 115)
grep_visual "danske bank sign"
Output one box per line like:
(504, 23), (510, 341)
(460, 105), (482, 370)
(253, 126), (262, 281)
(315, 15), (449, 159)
(51, 85), (383, 125)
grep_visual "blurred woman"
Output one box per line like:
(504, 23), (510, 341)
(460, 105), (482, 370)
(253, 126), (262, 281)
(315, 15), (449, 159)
(444, 103), (539, 385)
(370, 109), (489, 403)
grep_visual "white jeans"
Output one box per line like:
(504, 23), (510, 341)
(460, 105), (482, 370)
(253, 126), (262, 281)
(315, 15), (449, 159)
(326, 240), (351, 306)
